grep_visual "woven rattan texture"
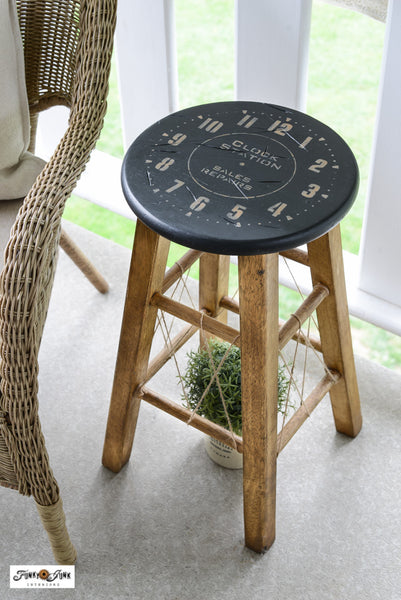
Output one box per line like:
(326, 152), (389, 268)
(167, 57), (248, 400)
(17, 0), (80, 111)
(0, 0), (117, 508)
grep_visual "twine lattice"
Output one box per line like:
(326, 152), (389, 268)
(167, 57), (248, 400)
(154, 263), (241, 451)
(282, 257), (339, 385)
(152, 251), (336, 453)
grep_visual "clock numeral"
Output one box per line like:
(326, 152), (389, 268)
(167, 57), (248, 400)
(166, 179), (185, 193)
(155, 157), (175, 171)
(237, 114), (258, 129)
(190, 196), (209, 212)
(268, 119), (293, 136)
(300, 136), (313, 149)
(227, 204), (246, 220)
(198, 118), (224, 133)
(168, 133), (187, 146)
(309, 159), (328, 173)
(301, 184), (321, 198)
(268, 202), (287, 217)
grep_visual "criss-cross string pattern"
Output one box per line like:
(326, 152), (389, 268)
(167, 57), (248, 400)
(281, 256), (339, 385)
(153, 262), (240, 450)
(154, 259), (196, 342)
(193, 314), (240, 448)
(145, 250), (337, 452)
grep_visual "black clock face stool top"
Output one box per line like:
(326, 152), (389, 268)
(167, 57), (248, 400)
(122, 101), (358, 255)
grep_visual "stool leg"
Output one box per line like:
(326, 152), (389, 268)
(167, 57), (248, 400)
(102, 221), (170, 472)
(59, 228), (109, 294)
(238, 253), (279, 553)
(199, 253), (230, 344)
(307, 225), (362, 437)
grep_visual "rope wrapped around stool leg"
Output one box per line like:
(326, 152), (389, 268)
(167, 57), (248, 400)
(35, 498), (77, 564)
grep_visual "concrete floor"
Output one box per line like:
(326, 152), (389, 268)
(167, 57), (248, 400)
(0, 222), (400, 599)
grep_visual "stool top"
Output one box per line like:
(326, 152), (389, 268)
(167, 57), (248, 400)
(122, 101), (358, 255)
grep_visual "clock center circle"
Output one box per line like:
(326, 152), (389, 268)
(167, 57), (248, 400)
(187, 132), (296, 199)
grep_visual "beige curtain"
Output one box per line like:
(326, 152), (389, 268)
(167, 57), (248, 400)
(0, 0), (45, 200)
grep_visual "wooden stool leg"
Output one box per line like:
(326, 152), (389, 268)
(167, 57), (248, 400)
(60, 228), (109, 294)
(199, 253), (230, 344)
(102, 221), (170, 472)
(238, 253), (279, 553)
(307, 225), (362, 437)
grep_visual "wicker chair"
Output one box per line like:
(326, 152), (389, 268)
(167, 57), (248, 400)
(0, 0), (117, 564)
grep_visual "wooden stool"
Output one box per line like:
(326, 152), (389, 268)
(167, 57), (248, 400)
(102, 101), (362, 553)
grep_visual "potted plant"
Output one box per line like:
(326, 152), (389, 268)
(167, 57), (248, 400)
(182, 339), (292, 469)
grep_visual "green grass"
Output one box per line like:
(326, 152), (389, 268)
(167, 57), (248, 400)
(174, 0), (235, 109)
(307, 3), (385, 254)
(63, 1), (401, 372)
(96, 53), (124, 159)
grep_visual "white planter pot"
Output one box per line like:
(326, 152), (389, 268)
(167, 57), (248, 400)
(204, 436), (243, 469)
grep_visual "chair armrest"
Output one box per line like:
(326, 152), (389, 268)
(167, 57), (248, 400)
(0, 0), (117, 504)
